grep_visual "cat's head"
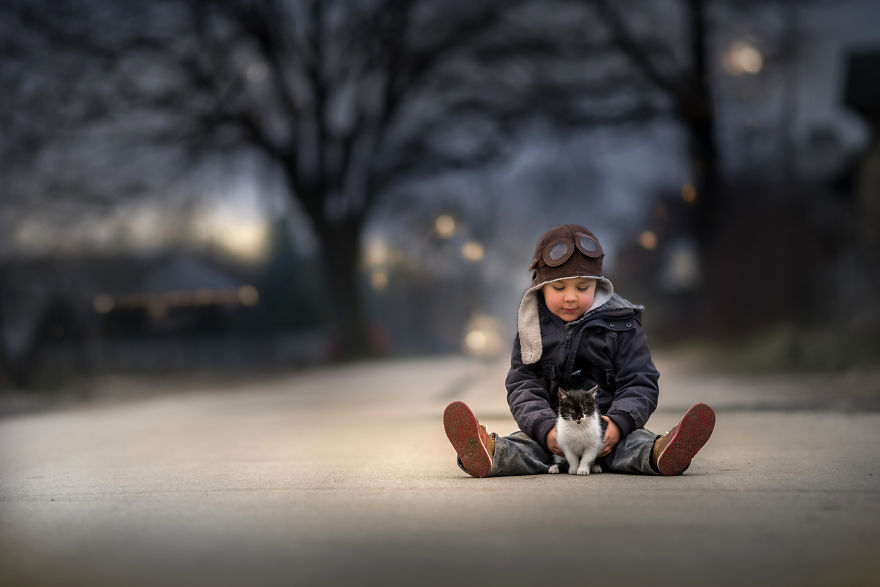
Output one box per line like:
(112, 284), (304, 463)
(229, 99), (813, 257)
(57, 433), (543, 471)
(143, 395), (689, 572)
(557, 385), (598, 422)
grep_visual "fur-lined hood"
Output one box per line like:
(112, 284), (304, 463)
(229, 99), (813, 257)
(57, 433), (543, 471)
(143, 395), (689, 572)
(517, 276), (614, 364)
(517, 223), (615, 364)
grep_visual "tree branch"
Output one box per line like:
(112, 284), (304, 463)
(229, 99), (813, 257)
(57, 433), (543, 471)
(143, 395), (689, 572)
(588, 0), (686, 102)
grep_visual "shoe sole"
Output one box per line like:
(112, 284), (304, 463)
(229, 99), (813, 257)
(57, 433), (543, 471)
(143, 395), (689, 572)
(443, 401), (492, 478)
(656, 403), (716, 476)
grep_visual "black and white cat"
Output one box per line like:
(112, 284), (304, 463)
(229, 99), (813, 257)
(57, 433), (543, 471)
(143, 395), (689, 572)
(548, 386), (604, 476)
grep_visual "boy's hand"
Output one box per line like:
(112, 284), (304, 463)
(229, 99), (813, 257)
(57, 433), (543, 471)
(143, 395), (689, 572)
(546, 426), (563, 456)
(599, 416), (620, 457)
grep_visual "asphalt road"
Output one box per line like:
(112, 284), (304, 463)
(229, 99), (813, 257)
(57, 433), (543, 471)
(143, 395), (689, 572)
(1, 355), (878, 586)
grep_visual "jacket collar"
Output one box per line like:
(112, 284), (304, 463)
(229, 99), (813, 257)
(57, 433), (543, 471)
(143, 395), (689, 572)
(517, 275), (613, 364)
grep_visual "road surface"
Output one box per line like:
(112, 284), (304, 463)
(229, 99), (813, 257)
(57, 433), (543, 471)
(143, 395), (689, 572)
(1, 355), (878, 586)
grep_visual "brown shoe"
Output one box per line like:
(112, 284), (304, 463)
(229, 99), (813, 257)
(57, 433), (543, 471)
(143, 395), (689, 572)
(443, 401), (494, 478)
(652, 403), (715, 476)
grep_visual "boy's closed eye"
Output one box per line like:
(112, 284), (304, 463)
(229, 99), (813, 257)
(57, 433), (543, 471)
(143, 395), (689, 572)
(552, 284), (590, 291)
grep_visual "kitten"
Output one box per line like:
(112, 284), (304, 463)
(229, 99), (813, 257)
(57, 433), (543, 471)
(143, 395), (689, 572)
(548, 386), (604, 476)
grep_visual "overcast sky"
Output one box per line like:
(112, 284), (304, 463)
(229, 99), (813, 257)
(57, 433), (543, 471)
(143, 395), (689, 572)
(3, 0), (879, 269)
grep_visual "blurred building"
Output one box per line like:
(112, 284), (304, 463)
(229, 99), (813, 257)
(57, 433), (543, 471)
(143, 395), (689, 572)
(0, 221), (331, 387)
(611, 48), (880, 369)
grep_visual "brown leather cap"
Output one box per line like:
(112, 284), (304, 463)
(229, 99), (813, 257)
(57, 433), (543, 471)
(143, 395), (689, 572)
(529, 224), (604, 285)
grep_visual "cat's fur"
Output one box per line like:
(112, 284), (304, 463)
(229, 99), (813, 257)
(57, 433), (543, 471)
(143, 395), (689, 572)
(548, 386), (604, 476)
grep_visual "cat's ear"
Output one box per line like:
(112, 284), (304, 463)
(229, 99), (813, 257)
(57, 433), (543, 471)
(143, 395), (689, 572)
(557, 388), (567, 401)
(587, 385), (598, 398)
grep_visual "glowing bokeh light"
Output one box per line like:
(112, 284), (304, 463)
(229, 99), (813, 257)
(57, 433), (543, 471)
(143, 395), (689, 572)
(435, 215), (456, 238)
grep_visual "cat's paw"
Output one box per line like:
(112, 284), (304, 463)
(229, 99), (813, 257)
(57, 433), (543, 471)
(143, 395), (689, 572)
(590, 464), (603, 474)
(548, 464), (560, 474)
(576, 467), (590, 476)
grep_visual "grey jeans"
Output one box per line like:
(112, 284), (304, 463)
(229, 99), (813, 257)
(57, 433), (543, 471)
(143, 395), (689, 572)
(478, 428), (661, 476)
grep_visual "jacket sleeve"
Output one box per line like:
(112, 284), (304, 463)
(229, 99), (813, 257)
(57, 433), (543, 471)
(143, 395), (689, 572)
(604, 319), (660, 439)
(505, 334), (557, 451)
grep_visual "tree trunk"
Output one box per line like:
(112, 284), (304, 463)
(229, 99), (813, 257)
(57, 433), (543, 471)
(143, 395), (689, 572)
(679, 0), (725, 328)
(682, 0), (721, 253)
(279, 151), (374, 361)
(684, 113), (721, 251)
(681, 110), (724, 329)
(317, 221), (373, 361)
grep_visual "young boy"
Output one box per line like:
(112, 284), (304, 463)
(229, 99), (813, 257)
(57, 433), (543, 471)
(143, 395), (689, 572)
(443, 223), (715, 477)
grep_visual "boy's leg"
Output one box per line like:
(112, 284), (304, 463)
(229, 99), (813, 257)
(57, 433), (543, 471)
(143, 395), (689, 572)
(600, 428), (659, 475)
(443, 401), (552, 477)
(652, 403), (716, 476)
(602, 403), (716, 475)
(491, 431), (555, 476)
(443, 401), (493, 477)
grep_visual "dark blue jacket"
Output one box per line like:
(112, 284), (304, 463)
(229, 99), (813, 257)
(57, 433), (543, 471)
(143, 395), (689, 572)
(505, 293), (660, 451)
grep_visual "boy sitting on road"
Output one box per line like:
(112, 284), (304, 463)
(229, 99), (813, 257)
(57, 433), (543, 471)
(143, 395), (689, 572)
(444, 223), (715, 477)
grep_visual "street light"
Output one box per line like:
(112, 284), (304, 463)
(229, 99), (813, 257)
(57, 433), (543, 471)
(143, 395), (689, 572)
(434, 215), (456, 238)
(639, 230), (658, 250)
(461, 241), (485, 262)
(682, 183), (697, 204)
(365, 238), (390, 267)
(723, 42), (763, 76)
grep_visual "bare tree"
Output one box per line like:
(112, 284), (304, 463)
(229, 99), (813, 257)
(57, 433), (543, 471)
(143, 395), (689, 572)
(4, 0), (666, 358)
(586, 0), (720, 252)
(584, 0), (837, 335)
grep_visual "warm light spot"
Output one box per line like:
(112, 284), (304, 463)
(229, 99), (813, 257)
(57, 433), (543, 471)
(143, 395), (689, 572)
(435, 215), (456, 238)
(682, 183), (697, 204)
(93, 294), (115, 314)
(128, 207), (164, 251)
(238, 285), (260, 306)
(465, 330), (488, 353)
(723, 42), (763, 76)
(462, 313), (505, 358)
(192, 203), (271, 263)
(217, 221), (270, 262)
(663, 241), (700, 291)
(639, 230), (658, 250)
(461, 241), (485, 262)
(365, 239), (389, 267)
(371, 271), (389, 290)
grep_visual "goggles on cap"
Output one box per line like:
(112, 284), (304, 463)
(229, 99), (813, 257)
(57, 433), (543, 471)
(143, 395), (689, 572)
(531, 232), (603, 269)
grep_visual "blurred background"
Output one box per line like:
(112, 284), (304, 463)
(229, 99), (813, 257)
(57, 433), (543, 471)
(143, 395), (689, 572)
(2, 0), (879, 393)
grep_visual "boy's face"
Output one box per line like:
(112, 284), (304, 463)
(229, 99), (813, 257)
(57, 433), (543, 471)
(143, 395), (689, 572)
(542, 278), (597, 322)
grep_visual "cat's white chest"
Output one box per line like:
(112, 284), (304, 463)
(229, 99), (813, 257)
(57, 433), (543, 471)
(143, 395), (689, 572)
(551, 415), (603, 475)
(557, 417), (602, 453)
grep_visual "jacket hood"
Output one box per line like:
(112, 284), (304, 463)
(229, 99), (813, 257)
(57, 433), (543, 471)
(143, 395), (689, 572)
(517, 275), (614, 364)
